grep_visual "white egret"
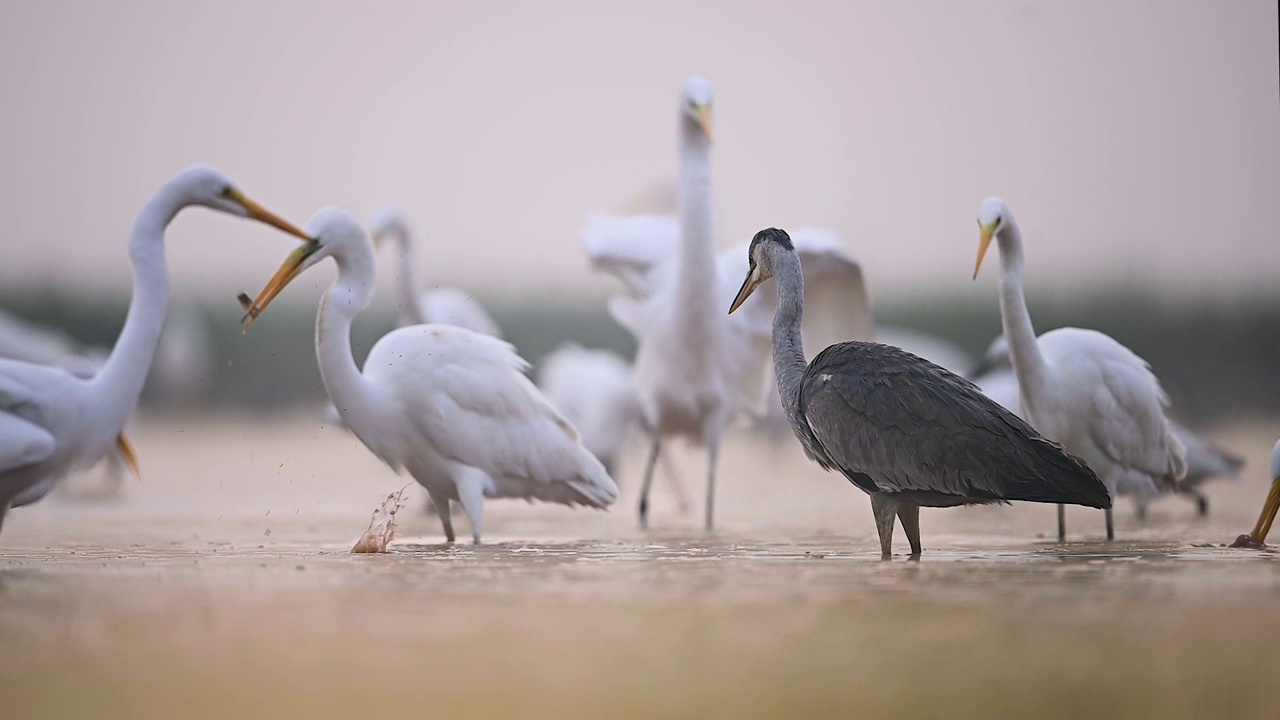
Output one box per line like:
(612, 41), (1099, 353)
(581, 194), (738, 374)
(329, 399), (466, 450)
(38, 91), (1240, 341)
(584, 75), (871, 530)
(369, 209), (502, 337)
(240, 208), (618, 544)
(730, 228), (1109, 558)
(1231, 439), (1280, 549)
(971, 335), (1244, 517)
(973, 197), (1186, 540)
(0, 165), (309, 530)
(536, 342), (690, 512)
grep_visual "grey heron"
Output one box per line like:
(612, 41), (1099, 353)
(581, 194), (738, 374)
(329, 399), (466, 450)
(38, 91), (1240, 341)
(729, 228), (1111, 559)
(973, 197), (1186, 541)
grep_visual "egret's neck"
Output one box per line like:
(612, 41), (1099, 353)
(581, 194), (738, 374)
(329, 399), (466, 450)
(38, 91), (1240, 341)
(674, 118), (717, 335)
(770, 251), (808, 427)
(390, 224), (427, 326)
(88, 183), (179, 422)
(316, 246), (381, 426)
(994, 218), (1050, 411)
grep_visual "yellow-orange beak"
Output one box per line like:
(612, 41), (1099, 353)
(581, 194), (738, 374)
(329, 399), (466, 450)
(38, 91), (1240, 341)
(696, 104), (714, 143)
(728, 265), (763, 314)
(240, 242), (318, 329)
(116, 433), (140, 479)
(226, 188), (310, 241)
(974, 223), (996, 280)
(1245, 477), (1280, 546)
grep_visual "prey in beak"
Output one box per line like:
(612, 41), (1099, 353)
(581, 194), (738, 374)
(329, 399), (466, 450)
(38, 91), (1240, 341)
(239, 241), (320, 329)
(1232, 477), (1280, 549)
(973, 223), (997, 280)
(223, 188), (311, 241)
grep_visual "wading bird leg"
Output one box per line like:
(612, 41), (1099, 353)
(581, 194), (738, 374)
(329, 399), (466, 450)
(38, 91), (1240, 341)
(1231, 480), (1280, 549)
(870, 493), (898, 560)
(703, 440), (721, 532)
(896, 502), (922, 557)
(428, 489), (455, 543)
(658, 452), (691, 515)
(1057, 504), (1066, 542)
(1104, 507), (1114, 541)
(456, 472), (486, 544)
(1179, 488), (1209, 517)
(637, 436), (661, 529)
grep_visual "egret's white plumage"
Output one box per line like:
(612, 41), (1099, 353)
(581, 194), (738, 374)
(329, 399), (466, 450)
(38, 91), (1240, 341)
(584, 75), (870, 529)
(242, 208), (617, 544)
(370, 209), (502, 337)
(973, 197), (1186, 540)
(0, 165), (309, 531)
(970, 334), (1243, 517)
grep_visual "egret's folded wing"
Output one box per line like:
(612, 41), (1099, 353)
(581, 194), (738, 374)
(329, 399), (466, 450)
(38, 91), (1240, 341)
(582, 213), (679, 298)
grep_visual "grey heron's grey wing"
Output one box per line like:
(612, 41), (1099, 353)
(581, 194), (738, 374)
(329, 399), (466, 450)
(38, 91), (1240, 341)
(799, 342), (1110, 509)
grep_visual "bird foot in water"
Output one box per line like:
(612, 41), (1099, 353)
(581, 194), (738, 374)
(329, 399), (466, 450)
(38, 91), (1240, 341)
(1229, 534), (1266, 549)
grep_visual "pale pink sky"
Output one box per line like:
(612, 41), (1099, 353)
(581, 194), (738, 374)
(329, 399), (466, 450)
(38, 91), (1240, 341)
(0, 0), (1276, 303)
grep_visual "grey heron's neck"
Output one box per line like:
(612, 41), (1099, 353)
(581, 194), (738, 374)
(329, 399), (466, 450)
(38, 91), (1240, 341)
(388, 223), (428, 325)
(675, 117), (717, 333)
(994, 217), (1050, 409)
(316, 246), (379, 427)
(769, 249), (808, 425)
(88, 180), (180, 423)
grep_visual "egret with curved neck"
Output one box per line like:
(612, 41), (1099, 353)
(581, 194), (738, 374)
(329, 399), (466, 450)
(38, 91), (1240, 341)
(241, 208), (617, 544)
(974, 197), (1186, 541)
(0, 165), (309, 531)
(730, 228), (1110, 558)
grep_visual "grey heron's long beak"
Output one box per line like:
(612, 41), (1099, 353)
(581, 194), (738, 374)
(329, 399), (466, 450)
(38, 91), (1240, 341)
(728, 266), (763, 314)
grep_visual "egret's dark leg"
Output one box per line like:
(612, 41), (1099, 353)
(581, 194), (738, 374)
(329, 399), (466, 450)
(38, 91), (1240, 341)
(637, 435), (662, 529)
(870, 494), (897, 560)
(1135, 502), (1148, 522)
(1104, 508), (1115, 541)
(896, 503), (922, 557)
(703, 441), (721, 531)
(1182, 489), (1209, 517)
(658, 452), (690, 515)
(1057, 504), (1066, 542)
(427, 489), (455, 543)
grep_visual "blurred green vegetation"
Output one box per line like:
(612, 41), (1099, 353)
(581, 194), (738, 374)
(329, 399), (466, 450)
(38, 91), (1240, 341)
(2, 285), (1276, 425)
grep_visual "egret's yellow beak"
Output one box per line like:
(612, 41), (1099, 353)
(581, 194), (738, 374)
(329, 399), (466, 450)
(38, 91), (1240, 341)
(240, 242), (319, 329)
(974, 223), (997, 280)
(728, 264), (764, 314)
(370, 228), (387, 250)
(1242, 477), (1280, 547)
(116, 433), (140, 479)
(225, 188), (310, 241)
(695, 104), (714, 143)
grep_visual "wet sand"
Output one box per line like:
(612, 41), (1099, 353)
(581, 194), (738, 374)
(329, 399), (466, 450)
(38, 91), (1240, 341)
(3, 414), (1280, 718)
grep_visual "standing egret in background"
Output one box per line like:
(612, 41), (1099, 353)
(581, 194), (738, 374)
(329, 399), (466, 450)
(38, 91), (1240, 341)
(730, 228), (1110, 558)
(970, 335), (1244, 517)
(240, 208), (617, 544)
(537, 343), (690, 512)
(0, 165), (309, 531)
(369, 209), (502, 337)
(1230, 439), (1280, 549)
(584, 75), (870, 530)
(973, 197), (1186, 541)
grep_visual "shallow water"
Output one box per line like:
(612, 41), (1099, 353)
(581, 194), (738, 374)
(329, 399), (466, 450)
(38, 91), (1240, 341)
(3, 414), (1280, 718)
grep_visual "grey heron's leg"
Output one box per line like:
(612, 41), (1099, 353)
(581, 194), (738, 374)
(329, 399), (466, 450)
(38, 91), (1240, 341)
(896, 503), (922, 557)
(455, 471), (486, 545)
(658, 452), (691, 515)
(1057, 504), (1066, 542)
(869, 493), (898, 560)
(1104, 507), (1114, 541)
(637, 435), (662, 529)
(427, 488), (455, 543)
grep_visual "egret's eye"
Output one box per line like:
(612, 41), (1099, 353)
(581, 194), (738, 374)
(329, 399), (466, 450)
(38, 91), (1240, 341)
(219, 186), (235, 199)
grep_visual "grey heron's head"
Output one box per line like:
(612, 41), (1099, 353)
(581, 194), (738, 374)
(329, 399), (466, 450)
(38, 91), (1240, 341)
(973, 196), (1010, 279)
(728, 228), (793, 314)
(239, 207), (368, 328)
(680, 75), (714, 142)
